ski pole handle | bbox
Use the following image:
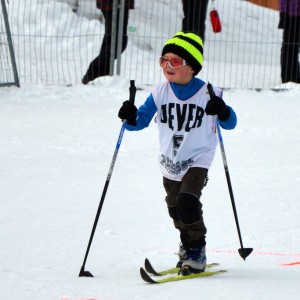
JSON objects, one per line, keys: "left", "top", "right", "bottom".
{"left": 126, "top": 79, "right": 137, "bottom": 126}
{"left": 129, "top": 80, "right": 136, "bottom": 104}
{"left": 207, "top": 82, "right": 215, "bottom": 99}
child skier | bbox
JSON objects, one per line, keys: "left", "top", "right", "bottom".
{"left": 118, "top": 31, "right": 237, "bottom": 275}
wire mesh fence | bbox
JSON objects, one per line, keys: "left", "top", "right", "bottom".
{"left": 0, "top": 0, "right": 19, "bottom": 87}
{"left": 0, "top": 16, "right": 14, "bottom": 85}
{"left": 4, "top": 0, "right": 286, "bottom": 89}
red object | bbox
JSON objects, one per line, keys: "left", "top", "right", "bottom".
{"left": 210, "top": 9, "right": 222, "bottom": 33}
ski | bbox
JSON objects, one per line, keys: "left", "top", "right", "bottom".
{"left": 144, "top": 258, "right": 220, "bottom": 276}
{"left": 140, "top": 267, "right": 226, "bottom": 284}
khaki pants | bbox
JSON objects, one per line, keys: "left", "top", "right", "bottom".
{"left": 163, "top": 167, "right": 208, "bottom": 249}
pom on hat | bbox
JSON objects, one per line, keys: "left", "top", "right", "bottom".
{"left": 161, "top": 31, "right": 204, "bottom": 75}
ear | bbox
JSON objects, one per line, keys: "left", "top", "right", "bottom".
{"left": 188, "top": 65, "right": 195, "bottom": 75}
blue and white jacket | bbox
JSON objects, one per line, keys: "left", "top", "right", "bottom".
{"left": 125, "top": 78, "right": 237, "bottom": 132}
{"left": 125, "top": 77, "right": 237, "bottom": 180}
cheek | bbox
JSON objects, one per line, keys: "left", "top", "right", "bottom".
{"left": 176, "top": 67, "right": 192, "bottom": 77}
{"left": 176, "top": 68, "right": 186, "bottom": 76}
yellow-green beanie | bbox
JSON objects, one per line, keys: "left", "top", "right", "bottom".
{"left": 161, "top": 31, "right": 204, "bottom": 75}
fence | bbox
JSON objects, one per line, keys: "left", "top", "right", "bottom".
{"left": 4, "top": 0, "right": 285, "bottom": 89}
{"left": 0, "top": 0, "right": 19, "bottom": 87}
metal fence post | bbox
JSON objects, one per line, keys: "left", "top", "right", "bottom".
{"left": 116, "top": 0, "right": 125, "bottom": 75}
{"left": 109, "top": 0, "right": 119, "bottom": 76}
{"left": 1, "top": 0, "right": 20, "bottom": 87}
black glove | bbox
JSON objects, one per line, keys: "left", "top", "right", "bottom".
{"left": 205, "top": 96, "right": 230, "bottom": 121}
{"left": 118, "top": 100, "right": 137, "bottom": 126}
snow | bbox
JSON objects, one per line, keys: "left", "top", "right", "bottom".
{"left": 1, "top": 1, "right": 300, "bottom": 299}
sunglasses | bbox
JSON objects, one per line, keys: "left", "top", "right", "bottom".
{"left": 159, "top": 56, "right": 188, "bottom": 69}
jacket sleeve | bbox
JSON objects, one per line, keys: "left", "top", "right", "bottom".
{"left": 125, "top": 93, "right": 157, "bottom": 131}
{"left": 218, "top": 106, "right": 237, "bottom": 130}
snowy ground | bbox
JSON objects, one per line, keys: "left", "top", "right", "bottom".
{"left": 1, "top": 77, "right": 300, "bottom": 300}
{"left": 1, "top": 0, "right": 300, "bottom": 299}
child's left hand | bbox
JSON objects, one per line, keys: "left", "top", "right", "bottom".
{"left": 205, "top": 96, "right": 230, "bottom": 121}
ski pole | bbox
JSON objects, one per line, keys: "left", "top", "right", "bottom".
{"left": 79, "top": 80, "right": 137, "bottom": 277}
{"left": 207, "top": 83, "right": 253, "bottom": 260}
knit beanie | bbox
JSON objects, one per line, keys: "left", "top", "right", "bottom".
{"left": 161, "top": 31, "right": 204, "bottom": 75}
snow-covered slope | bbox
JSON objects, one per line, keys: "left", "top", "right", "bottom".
{"left": 1, "top": 1, "right": 300, "bottom": 299}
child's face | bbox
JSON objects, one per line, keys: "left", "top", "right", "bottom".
{"left": 160, "top": 52, "right": 194, "bottom": 84}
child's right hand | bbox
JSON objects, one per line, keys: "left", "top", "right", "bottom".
{"left": 118, "top": 100, "right": 137, "bottom": 126}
